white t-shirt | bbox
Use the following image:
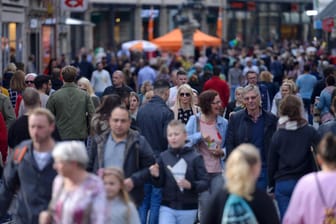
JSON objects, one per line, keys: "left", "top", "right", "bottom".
{"left": 33, "top": 151, "right": 52, "bottom": 170}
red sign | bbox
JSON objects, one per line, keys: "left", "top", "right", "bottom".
{"left": 61, "top": 0, "right": 87, "bottom": 12}
{"left": 323, "top": 18, "right": 334, "bottom": 32}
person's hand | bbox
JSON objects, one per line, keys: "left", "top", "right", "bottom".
{"left": 203, "top": 135, "right": 212, "bottom": 143}
{"left": 124, "top": 178, "right": 134, "bottom": 192}
{"left": 149, "top": 163, "right": 160, "bottom": 177}
{"left": 177, "top": 179, "right": 191, "bottom": 190}
{"left": 211, "top": 145, "right": 225, "bottom": 157}
{"left": 39, "top": 211, "right": 52, "bottom": 224}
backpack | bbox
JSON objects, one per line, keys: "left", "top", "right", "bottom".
{"left": 221, "top": 194, "right": 258, "bottom": 224}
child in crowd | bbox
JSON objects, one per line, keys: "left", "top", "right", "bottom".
{"left": 149, "top": 120, "right": 208, "bottom": 224}
{"left": 101, "top": 167, "right": 140, "bottom": 224}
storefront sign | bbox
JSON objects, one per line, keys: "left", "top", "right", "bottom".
{"left": 322, "top": 17, "right": 334, "bottom": 32}
{"left": 61, "top": 0, "right": 88, "bottom": 12}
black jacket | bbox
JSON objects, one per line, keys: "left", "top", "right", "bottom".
{"left": 136, "top": 96, "right": 174, "bottom": 156}
{"left": 88, "top": 129, "right": 155, "bottom": 205}
{"left": 202, "top": 188, "right": 279, "bottom": 224}
{"left": 0, "top": 140, "right": 57, "bottom": 224}
{"left": 267, "top": 124, "right": 320, "bottom": 188}
{"left": 152, "top": 146, "right": 208, "bottom": 210}
{"left": 225, "top": 109, "right": 278, "bottom": 159}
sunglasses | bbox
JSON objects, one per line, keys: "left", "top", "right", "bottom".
{"left": 25, "top": 80, "right": 34, "bottom": 84}
{"left": 179, "top": 92, "right": 191, "bottom": 97}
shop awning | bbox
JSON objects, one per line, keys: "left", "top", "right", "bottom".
{"left": 43, "top": 18, "right": 95, "bottom": 26}
{"left": 65, "top": 18, "right": 95, "bottom": 26}
{"left": 316, "top": 1, "right": 336, "bottom": 20}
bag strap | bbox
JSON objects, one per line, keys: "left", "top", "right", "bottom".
{"left": 311, "top": 146, "right": 320, "bottom": 171}
{"left": 315, "top": 173, "right": 336, "bottom": 209}
{"left": 13, "top": 146, "right": 28, "bottom": 164}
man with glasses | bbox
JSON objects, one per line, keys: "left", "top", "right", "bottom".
{"left": 246, "top": 70, "right": 271, "bottom": 112}
{"left": 225, "top": 84, "right": 277, "bottom": 190}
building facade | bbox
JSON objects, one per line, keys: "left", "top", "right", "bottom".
{"left": 89, "top": 0, "right": 314, "bottom": 52}
{"left": 0, "top": 0, "right": 318, "bottom": 74}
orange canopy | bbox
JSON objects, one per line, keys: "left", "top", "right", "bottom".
{"left": 151, "top": 28, "right": 221, "bottom": 51}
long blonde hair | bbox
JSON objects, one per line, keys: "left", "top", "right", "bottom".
{"left": 225, "top": 144, "right": 261, "bottom": 201}
{"left": 77, "top": 77, "right": 95, "bottom": 97}
{"left": 171, "top": 84, "right": 199, "bottom": 119}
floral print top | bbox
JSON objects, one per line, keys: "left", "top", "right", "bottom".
{"left": 50, "top": 174, "right": 106, "bottom": 224}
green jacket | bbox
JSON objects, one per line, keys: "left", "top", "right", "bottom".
{"left": 0, "top": 93, "right": 15, "bottom": 129}
{"left": 46, "top": 83, "right": 95, "bottom": 140}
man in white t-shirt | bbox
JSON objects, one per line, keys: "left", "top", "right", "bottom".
{"left": 168, "top": 70, "right": 189, "bottom": 107}
{"left": 91, "top": 62, "right": 112, "bottom": 97}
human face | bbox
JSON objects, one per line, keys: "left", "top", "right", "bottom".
{"left": 179, "top": 89, "right": 191, "bottom": 104}
{"left": 247, "top": 73, "right": 258, "bottom": 85}
{"left": 167, "top": 126, "right": 187, "bottom": 149}
{"left": 104, "top": 175, "right": 121, "bottom": 200}
{"left": 281, "top": 85, "right": 290, "bottom": 97}
{"left": 177, "top": 75, "right": 188, "bottom": 86}
{"left": 210, "top": 95, "right": 222, "bottom": 115}
{"left": 78, "top": 82, "right": 87, "bottom": 91}
{"left": 28, "top": 114, "right": 54, "bottom": 144}
{"left": 109, "top": 108, "right": 131, "bottom": 139}
{"left": 129, "top": 96, "right": 139, "bottom": 111}
{"left": 251, "top": 161, "right": 261, "bottom": 181}
{"left": 25, "top": 77, "right": 35, "bottom": 88}
{"left": 235, "top": 90, "right": 244, "bottom": 103}
{"left": 113, "top": 72, "right": 123, "bottom": 87}
{"left": 243, "top": 91, "right": 260, "bottom": 112}
{"left": 53, "top": 159, "right": 74, "bottom": 177}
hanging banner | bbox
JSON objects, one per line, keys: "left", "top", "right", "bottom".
{"left": 61, "top": 0, "right": 88, "bottom": 12}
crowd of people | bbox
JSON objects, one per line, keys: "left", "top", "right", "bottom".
{"left": 0, "top": 40, "right": 336, "bottom": 224}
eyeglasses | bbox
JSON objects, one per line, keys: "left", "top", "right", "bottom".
{"left": 244, "top": 95, "right": 258, "bottom": 101}
{"left": 25, "top": 80, "right": 34, "bottom": 84}
{"left": 211, "top": 101, "right": 222, "bottom": 105}
{"left": 179, "top": 92, "right": 191, "bottom": 97}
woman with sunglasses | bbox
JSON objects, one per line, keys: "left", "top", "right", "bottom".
{"left": 186, "top": 89, "right": 228, "bottom": 221}
{"left": 171, "top": 84, "right": 199, "bottom": 124}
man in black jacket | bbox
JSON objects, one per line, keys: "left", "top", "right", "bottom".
{"left": 225, "top": 84, "right": 277, "bottom": 190}
{"left": 0, "top": 108, "right": 57, "bottom": 224}
{"left": 88, "top": 105, "right": 155, "bottom": 206}
{"left": 136, "top": 79, "right": 174, "bottom": 224}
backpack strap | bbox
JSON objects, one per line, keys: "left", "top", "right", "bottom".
{"left": 13, "top": 146, "right": 28, "bottom": 164}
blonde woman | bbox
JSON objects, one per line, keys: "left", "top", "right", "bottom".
{"left": 77, "top": 77, "right": 100, "bottom": 108}
{"left": 139, "top": 81, "right": 153, "bottom": 105}
{"left": 202, "top": 144, "right": 279, "bottom": 224}
{"left": 171, "top": 84, "right": 199, "bottom": 124}
{"left": 271, "top": 80, "right": 297, "bottom": 116}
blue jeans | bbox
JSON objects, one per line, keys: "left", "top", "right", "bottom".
{"left": 275, "top": 179, "right": 298, "bottom": 220}
{"left": 159, "top": 206, "right": 197, "bottom": 224}
{"left": 303, "top": 98, "right": 313, "bottom": 124}
{"left": 139, "top": 184, "right": 162, "bottom": 224}
{"left": 256, "top": 166, "right": 268, "bottom": 190}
